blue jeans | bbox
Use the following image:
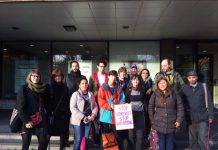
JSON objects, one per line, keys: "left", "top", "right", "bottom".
{"left": 157, "top": 132, "right": 174, "bottom": 150}
{"left": 74, "top": 122, "right": 91, "bottom": 150}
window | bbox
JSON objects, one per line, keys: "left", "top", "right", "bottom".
{"left": 109, "top": 41, "right": 160, "bottom": 79}
{"left": 2, "top": 42, "right": 51, "bottom": 98}
{"left": 52, "top": 42, "right": 108, "bottom": 79}
{"left": 175, "top": 42, "right": 195, "bottom": 81}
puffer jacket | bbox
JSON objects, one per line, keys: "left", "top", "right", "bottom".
{"left": 148, "top": 90, "right": 184, "bottom": 134}
{"left": 98, "top": 83, "right": 125, "bottom": 124}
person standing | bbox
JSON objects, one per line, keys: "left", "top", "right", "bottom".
{"left": 154, "top": 59, "right": 184, "bottom": 92}
{"left": 47, "top": 68, "right": 70, "bottom": 150}
{"left": 70, "top": 77, "right": 98, "bottom": 150}
{"left": 125, "top": 75, "right": 146, "bottom": 150}
{"left": 17, "top": 69, "right": 49, "bottom": 150}
{"left": 89, "top": 59, "right": 108, "bottom": 97}
{"left": 65, "top": 60, "right": 86, "bottom": 96}
{"left": 98, "top": 70, "right": 126, "bottom": 150}
{"left": 149, "top": 77, "right": 184, "bottom": 150}
{"left": 89, "top": 59, "right": 108, "bottom": 145}
{"left": 180, "top": 70, "right": 214, "bottom": 150}
{"left": 117, "top": 66, "right": 129, "bottom": 92}
{"left": 65, "top": 60, "right": 86, "bottom": 146}
{"left": 139, "top": 68, "right": 153, "bottom": 146}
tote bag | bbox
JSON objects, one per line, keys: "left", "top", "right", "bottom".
{"left": 9, "top": 108, "right": 22, "bottom": 133}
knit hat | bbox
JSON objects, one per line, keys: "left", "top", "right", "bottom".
{"left": 187, "top": 70, "right": 198, "bottom": 77}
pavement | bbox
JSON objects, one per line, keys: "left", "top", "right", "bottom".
{"left": 0, "top": 109, "right": 218, "bottom": 150}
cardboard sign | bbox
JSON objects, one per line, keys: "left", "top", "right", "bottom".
{"left": 114, "top": 104, "right": 134, "bottom": 130}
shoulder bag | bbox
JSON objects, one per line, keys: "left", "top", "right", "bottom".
{"left": 9, "top": 108, "right": 22, "bottom": 133}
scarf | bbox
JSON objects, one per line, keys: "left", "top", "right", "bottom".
{"left": 165, "top": 71, "right": 173, "bottom": 85}
{"left": 26, "top": 80, "right": 46, "bottom": 93}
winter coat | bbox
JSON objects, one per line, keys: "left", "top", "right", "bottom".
{"left": 140, "top": 77, "right": 153, "bottom": 107}
{"left": 89, "top": 72, "right": 108, "bottom": 97}
{"left": 125, "top": 87, "right": 146, "bottom": 109}
{"left": 47, "top": 82, "right": 70, "bottom": 136}
{"left": 180, "top": 82, "right": 214, "bottom": 123}
{"left": 154, "top": 70, "right": 184, "bottom": 92}
{"left": 70, "top": 90, "right": 98, "bottom": 126}
{"left": 98, "top": 83, "right": 125, "bottom": 124}
{"left": 17, "top": 84, "right": 50, "bottom": 134}
{"left": 65, "top": 70, "right": 85, "bottom": 96}
{"left": 148, "top": 90, "right": 184, "bottom": 134}
{"left": 117, "top": 77, "right": 129, "bottom": 92}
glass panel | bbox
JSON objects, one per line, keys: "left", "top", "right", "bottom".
{"left": 109, "top": 41, "right": 160, "bottom": 79}
{"left": 175, "top": 43, "right": 194, "bottom": 82}
{"left": 2, "top": 42, "right": 51, "bottom": 98}
{"left": 52, "top": 42, "right": 108, "bottom": 79}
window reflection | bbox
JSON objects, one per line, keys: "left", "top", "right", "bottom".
{"left": 2, "top": 42, "right": 51, "bottom": 98}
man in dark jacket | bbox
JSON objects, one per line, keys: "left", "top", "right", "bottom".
{"left": 154, "top": 59, "right": 184, "bottom": 92}
{"left": 180, "top": 70, "right": 214, "bottom": 150}
{"left": 64, "top": 60, "right": 85, "bottom": 146}
{"left": 65, "top": 60, "right": 86, "bottom": 96}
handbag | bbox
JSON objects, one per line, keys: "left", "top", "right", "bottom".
{"left": 9, "top": 108, "right": 22, "bottom": 133}
{"left": 101, "top": 123, "right": 118, "bottom": 150}
{"left": 102, "top": 132, "right": 119, "bottom": 150}
{"left": 150, "top": 128, "right": 159, "bottom": 150}
{"left": 99, "top": 108, "right": 112, "bottom": 124}
{"left": 49, "top": 92, "right": 65, "bottom": 126}
{"left": 80, "top": 136, "right": 86, "bottom": 150}
{"left": 31, "top": 112, "right": 42, "bottom": 126}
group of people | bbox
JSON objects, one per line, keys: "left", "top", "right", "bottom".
{"left": 16, "top": 58, "right": 214, "bottom": 150}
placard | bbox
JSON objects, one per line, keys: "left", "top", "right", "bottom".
{"left": 114, "top": 104, "right": 134, "bottom": 130}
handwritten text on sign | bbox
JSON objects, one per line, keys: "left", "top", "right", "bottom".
{"left": 114, "top": 104, "right": 134, "bottom": 130}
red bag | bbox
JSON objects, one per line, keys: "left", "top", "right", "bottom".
{"left": 80, "top": 136, "right": 86, "bottom": 150}
{"left": 150, "top": 128, "right": 159, "bottom": 150}
{"left": 31, "top": 112, "right": 42, "bottom": 126}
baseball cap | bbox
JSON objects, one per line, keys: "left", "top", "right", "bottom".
{"left": 131, "top": 64, "right": 137, "bottom": 68}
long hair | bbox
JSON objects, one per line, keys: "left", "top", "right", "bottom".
{"left": 139, "top": 68, "right": 150, "bottom": 77}
{"left": 155, "top": 76, "right": 171, "bottom": 106}
{"left": 26, "top": 69, "right": 42, "bottom": 84}
{"left": 128, "top": 75, "right": 141, "bottom": 91}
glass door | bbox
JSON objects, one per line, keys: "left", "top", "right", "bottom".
{"left": 197, "top": 55, "right": 213, "bottom": 92}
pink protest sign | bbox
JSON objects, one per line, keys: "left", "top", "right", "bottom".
{"left": 114, "top": 104, "right": 134, "bottom": 130}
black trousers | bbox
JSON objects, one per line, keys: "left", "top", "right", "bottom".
{"left": 21, "top": 133, "right": 47, "bottom": 150}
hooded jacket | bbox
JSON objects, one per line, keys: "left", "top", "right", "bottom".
{"left": 98, "top": 82, "right": 125, "bottom": 124}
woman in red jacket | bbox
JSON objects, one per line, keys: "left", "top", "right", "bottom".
{"left": 98, "top": 70, "right": 125, "bottom": 150}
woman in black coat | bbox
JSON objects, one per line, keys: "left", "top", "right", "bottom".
{"left": 139, "top": 68, "right": 153, "bottom": 145}
{"left": 125, "top": 75, "right": 146, "bottom": 150}
{"left": 17, "top": 69, "right": 49, "bottom": 150}
{"left": 148, "top": 77, "right": 184, "bottom": 150}
{"left": 47, "top": 68, "right": 71, "bottom": 150}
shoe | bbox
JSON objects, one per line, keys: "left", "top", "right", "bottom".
{"left": 64, "top": 141, "right": 70, "bottom": 147}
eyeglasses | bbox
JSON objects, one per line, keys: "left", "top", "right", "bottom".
{"left": 55, "top": 75, "right": 62, "bottom": 77}
{"left": 31, "top": 75, "right": 40, "bottom": 78}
